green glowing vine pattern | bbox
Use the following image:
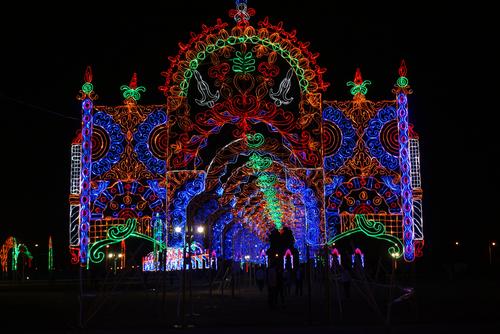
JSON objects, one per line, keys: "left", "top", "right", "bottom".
{"left": 246, "top": 152, "right": 272, "bottom": 171}
{"left": 12, "top": 242, "right": 32, "bottom": 271}
{"left": 245, "top": 149, "right": 284, "bottom": 230}
{"left": 88, "top": 218, "right": 165, "bottom": 264}
{"left": 179, "top": 35, "right": 311, "bottom": 96}
{"left": 346, "top": 79, "right": 372, "bottom": 96}
{"left": 328, "top": 214, "right": 403, "bottom": 258}
{"left": 258, "top": 173, "right": 283, "bottom": 230}
{"left": 120, "top": 85, "right": 146, "bottom": 101}
{"left": 246, "top": 133, "right": 265, "bottom": 149}
{"left": 232, "top": 51, "right": 256, "bottom": 73}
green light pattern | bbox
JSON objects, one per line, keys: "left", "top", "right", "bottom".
{"left": 244, "top": 153, "right": 285, "bottom": 230}
{"left": 82, "top": 82, "right": 94, "bottom": 95}
{"left": 328, "top": 214, "right": 403, "bottom": 258}
{"left": 48, "top": 239, "right": 54, "bottom": 271}
{"left": 88, "top": 218, "right": 166, "bottom": 264}
{"left": 256, "top": 172, "right": 277, "bottom": 188}
{"left": 178, "top": 35, "right": 310, "bottom": 96}
{"left": 260, "top": 175, "right": 283, "bottom": 230}
{"left": 346, "top": 80, "right": 372, "bottom": 96}
{"left": 397, "top": 76, "right": 409, "bottom": 88}
{"left": 12, "top": 240, "right": 19, "bottom": 271}
{"left": 120, "top": 85, "right": 146, "bottom": 101}
{"left": 246, "top": 153, "right": 272, "bottom": 171}
{"left": 48, "top": 248, "right": 54, "bottom": 271}
{"left": 232, "top": 51, "right": 256, "bottom": 74}
{"left": 246, "top": 132, "right": 264, "bottom": 149}
{"left": 152, "top": 214, "right": 163, "bottom": 269}
{"left": 11, "top": 240, "right": 33, "bottom": 271}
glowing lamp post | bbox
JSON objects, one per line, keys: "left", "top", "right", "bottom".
{"left": 391, "top": 251, "right": 400, "bottom": 270}
{"left": 489, "top": 241, "right": 496, "bottom": 265}
{"left": 182, "top": 224, "right": 206, "bottom": 323}
{"left": 108, "top": 253, "right": 122, "bottom": 275}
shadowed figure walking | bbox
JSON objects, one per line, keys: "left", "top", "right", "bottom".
{"left": 340, "top": 265, "right": 352, "bottom": 299}
{"left": 295, "top": 266, "right": 303, "bottom": 296}
{"left": 256, "top": 265, "right": 265, "bottom": 292}
{"left": 267, "top": 265, "right": 277, "bottom": 309}
{"left": 283, "top": 269, "right": 291, "bottom": 296}
{"left": 275, "top": 266, "right": 285, "bottom": 308}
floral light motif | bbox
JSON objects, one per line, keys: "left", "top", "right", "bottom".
{"left": 347, "top": 68, "right": 371, "bottom": 96}
{"left": 120, "top": 73, "right": 146, "bottom": 101}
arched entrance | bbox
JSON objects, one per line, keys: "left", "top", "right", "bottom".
{"left": 163, "top": 5, "right": 327, "bottom": 263}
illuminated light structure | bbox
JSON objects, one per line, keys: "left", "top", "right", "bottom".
{"left": 394, "top": 61, "right": 414, "bottom": 261}
{"left": 143, "top": 242, "right": 214, "bottom": 271}
{"left": 210, "top": 250, "right": 218, "bottom": 270}
{"left": 324, "top": 63, "right": 423, "bottom": 262}
{"left": 283, "top": 249, "right": 293, "bottom": 269}
{"left": 142, "top": 252, "right": 158, "bottom": 272}
{"left": 259, "top": 249, "right": 268, "bottom": 267}
{"left": 161, "top": 0, "right": 328, "bottom": 265}
{"left": 76, "top": 66, "right": 94, "bottom": 265}
{"left": 70, "top": 68, "right": 168, "bottom": 268}
{"left": 0, "top": 237, "right": 33, "bottom": 273}
{"left": 405, "top": 64, "right": 424, "bottom": 257}
{"left": 69, "top": 1, "right": 424, "bottom": 268}
{"left": 351, "top": 248, "right": 365, "bottom": 268}
{"left": 69, "top": 132, "right": 81, "bottom": 264}
{"left": 48, "top": 236, "right": 54, "bottom": 271}
{"left": 329, "top": 248, "right": 341, "bottom": 267}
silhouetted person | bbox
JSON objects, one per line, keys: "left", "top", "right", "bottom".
{"left": 340, "top": 265, "right": 351, "bottom": 299}
{"left": 295, "top": 267, "right": 303, "bottom": 296}
{"left": 267, "top": 265, "right": 277, "bottom": 309}
{"left": 275, "top": 267, "right": 285, "bottom": 307}
{"left": 283, "top": 269, "right": 291, "bottom": 296}
{"left": 256, "top": 265, "right": 265, "bottom": 292}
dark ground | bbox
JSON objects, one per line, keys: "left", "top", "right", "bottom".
{"left": 1, "top": 260, "right": 499, "bottom": 334}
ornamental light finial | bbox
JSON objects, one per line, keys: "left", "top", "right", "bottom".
{"left": 347, "top": 67, "right": 371, "bottom": 97}
{"left": 354, "top": 68, "right": 363, "bottom": 85}
{"left": 230, "top": 0, "right": 255, "bottom": 24}
{"left": 120, "top": 72, "right": 146, "bottom": 102}
{"left": 77, "top": 65, "right": 97, "bottom": 100}
{"left": 393, "top": 59, "right": 412, "bottom": 94}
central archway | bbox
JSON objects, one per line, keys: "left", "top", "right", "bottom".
{"left": 163, "top": 5, "right": 327, "bottom": 263}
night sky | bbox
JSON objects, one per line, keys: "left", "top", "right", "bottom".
{"left": 0, "top": 1, "right": 494, "bottom": 267}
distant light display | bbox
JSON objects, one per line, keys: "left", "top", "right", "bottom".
{"left": 352, "top": 248, "right": 365, "bottom": 268}
{"left": 1, "top": 237, "right": 33, "bottom": 273}
{"left": 48, "top": 236, "right": 54, "bottom": 271}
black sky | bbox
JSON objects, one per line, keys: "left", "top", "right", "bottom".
{"left": 0, "top": 1, "right": 495, "bottom": 267}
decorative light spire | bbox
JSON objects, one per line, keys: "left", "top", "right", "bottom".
{"left": 48, "top": 236, "right": 54, "bottom": 271}
{"left": 393, "top": 59, "right": 412, "bottom": 94}
{"left": 397, "top": 59, "right": 408, "bottom": 88}
{"left": 129, "top": 72, "right": 138, "bottom": 89}
{"left": 347, "top": 68, "right": 371, "bottom": 97}
{"left": 120, "top": 72, "right": 146, "bottom": 102}
{"left": 77, "top": 65, "right": 97, "bottom": 100}
{"left": 354, "top": 67, "right": 363, "bottom": 85}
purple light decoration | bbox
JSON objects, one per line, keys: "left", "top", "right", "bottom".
{"left": 398, "top": 91, "right": 414, "bottom": 261}
{"left": 80, "top": 98, "right": 93, "bottom": 264}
